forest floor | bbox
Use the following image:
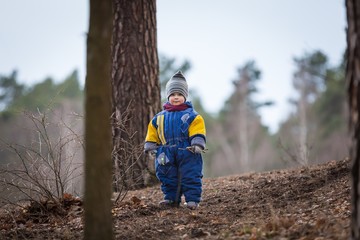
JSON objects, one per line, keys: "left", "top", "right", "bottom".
{"left": 0, "top": 158, "right": 351, "bottom": 239}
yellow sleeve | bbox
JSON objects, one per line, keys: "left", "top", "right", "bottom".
{"left": 188, "top": 115, "right": 206, "bottom": 138}
{"left": 145, "top": 120, "right": 161, "bottom": 144}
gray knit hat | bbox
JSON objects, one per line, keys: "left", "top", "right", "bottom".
{"left": 166, "top": 70, "right": 189, "bottom": 100}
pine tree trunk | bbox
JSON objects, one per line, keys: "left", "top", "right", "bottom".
{"left": 239, "top": 73, "right": 249, "bottom": 171}
{"left": 346, "top": 0, "right": 360, "bottom": 239}
{"left": 298, "top": 69, "right": 309, "bottom": 166}
{"left": 111, "top": 0, "right": 160, "bottom": 190}
{"left": 84, "top": 0, "right": 113, "bottom": 239}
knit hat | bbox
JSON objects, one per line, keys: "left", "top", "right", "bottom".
{"left": 165, "top": 70, "right": 189, "bottom": 100}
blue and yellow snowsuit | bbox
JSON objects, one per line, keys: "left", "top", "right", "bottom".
{"left": 145, "top": 101, "right": 206, "bottom": 203}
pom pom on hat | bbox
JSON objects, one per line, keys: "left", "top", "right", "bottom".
{"left": 165, "top": 70, "right": 189, "bottom": 100}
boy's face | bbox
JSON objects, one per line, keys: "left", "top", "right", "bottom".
{"left": 169, "top": 92, "right": 185, "bottom": 106}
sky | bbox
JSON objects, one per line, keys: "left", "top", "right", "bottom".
{"left": 0, "top": 1, "right": 346, "bottom": 133}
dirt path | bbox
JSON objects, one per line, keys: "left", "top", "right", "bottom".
{"left": 0, "top": 159, "right": 350, "bottom": 239}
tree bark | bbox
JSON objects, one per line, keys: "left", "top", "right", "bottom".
{"left": 111, "top": 0, "right": 160, "bottom": 190}
{"left": 346, "top": 0, "right": 360, "bottom": 239}
{"left": 84, "top": 0, "right": 113, "bottom": 239}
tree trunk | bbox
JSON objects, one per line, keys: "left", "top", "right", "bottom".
{"left": 239, "top": 72, "right": 249, "bottom": 171}
{"left": 111, "top": 0, "right": 160, "bottom": 190}
{"left": 298, "top": 68, "right": 309, "bottom": 166}
{"left": 84, "top": 0, "right": 113, "bottom": 239}
{"left": 346, "top": 1, "right": 360, "bottom": 239}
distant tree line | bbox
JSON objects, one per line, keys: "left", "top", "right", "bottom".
{"left": 0, "top": 70, "right": 83, "bottom": 118}
{"left": 0, "top": 49, "right": 348, "bottom": 180}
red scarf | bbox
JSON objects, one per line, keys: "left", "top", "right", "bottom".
{"left": 163, "top": 102, "right": 189, "bottom": 112}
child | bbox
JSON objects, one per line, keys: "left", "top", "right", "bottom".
{"left": 144, "top": 70, "right": 206, "bottom": 210}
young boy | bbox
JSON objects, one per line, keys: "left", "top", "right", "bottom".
{"left": 144, "top": 70, "right": 206, "bottom": 210}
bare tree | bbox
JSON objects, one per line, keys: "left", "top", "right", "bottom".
{"left": 111, "top": 0, "right": 161, "bottom": 190}
{"left": 84, "top": 0, "right": 113, "bottom": 239}
{"left": 346, "top": 0, "right": 360, "bottom": 239}
{"left": 0, "top": 109, "right": 83, "bottom": 207}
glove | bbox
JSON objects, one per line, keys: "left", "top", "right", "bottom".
{"left": 148, "top": 149, "right": 157, "bottom": 156}
{"left": 187, "top": 145, "right": 203, "bottom": 154}
{"left": 144, "top": 142, "right": 158, "bottom": 154}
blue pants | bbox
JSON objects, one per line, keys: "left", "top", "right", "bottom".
{"left": 155, "top": 144, "right": 203, "bottom": 203}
